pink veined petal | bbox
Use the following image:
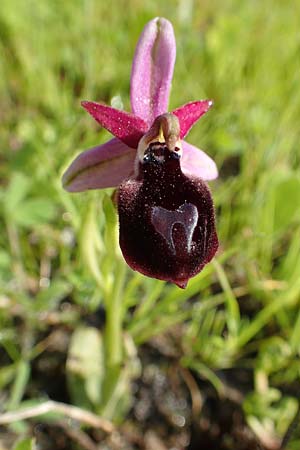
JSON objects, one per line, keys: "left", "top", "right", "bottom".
{"left": 181, "top": 141, "right": 218, "bottom": 181}
{"left": 130, "top": 17, "right": 176, "bottom": 126}
{"left": 62, "top": 138, "right": 136, "bottom": 192}
{"left": 172, "top": 100, "right": 213, "bottom": 139}
{"left": 81, "top": 101, "right": 148, "bottom": 148}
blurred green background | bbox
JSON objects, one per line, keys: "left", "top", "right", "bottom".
{"left": 1, "top": 0, "right": 300, "bottom": 449}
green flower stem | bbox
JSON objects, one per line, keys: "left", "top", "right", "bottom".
{"left": 100, "top": 259, "right": 127, "bottom": 415}
{"left": 105, "top": 260, "right": 126, "bottom": 368}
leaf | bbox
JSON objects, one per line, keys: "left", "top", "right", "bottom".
{"left": 4, "top": 173, "right": 31, "bottom": 216}
{"left": 34, "top": 279, "right": 72, "bottom": 312}
{"left": 257, "top": 337, "right": 291, "bottom": 374}
{"left": 12, "top": 198, "right": 57, "bottom": 227}
{"left": 67, "top": 327, "right": 104, "bottom": 406}
{"left": 0, "top": 364, "right": 16, "bottom": 390}
{"left": 273, "top": 175, "right": 300, "bottom": 232}
{"left": 8, "top": 360, "right": 31, "bottom": 410}
{"left": 0, "top": 249, "right": 11, "bottom": 270}
{"left": 13, "top": 438, "right": 36, "bottom": 450}
{"left": 258, "top": 171, "right": 300, "bottom": 235}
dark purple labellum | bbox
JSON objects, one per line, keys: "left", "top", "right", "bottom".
{"left": 151, "top": 202, "right": 198, "bottom": 255}
{"left": 117, "top": 142, "right": 218, "bottom": 288}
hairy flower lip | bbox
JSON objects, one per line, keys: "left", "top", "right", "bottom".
{"left": 118, "top": 153, "right": 218, "bottom": 288}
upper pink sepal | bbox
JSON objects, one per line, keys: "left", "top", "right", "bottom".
{"left": 130, "top": 17, "right": 176, "bottom": 125}
{"left": 81, "top": 101, "right": 148, "bottom": 148}
{"left": 62, "top": 138, "right": 135, "bottom": 192}
{"left": 172, "top": 100, "right": 213, "bottom": 139}
{"left": 181, "top": 141, "right": 218, "bottom": 181}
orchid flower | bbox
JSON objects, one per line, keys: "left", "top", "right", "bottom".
{"left": 62, "top": 17, "right": 218, "bottom": 288}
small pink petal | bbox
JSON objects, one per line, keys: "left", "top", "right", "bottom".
{"left": 82, "top": 101, "right": 148, "bottom": 148}
{"left": 181, "top": 141, "right": 218, "bottom": 181}
{"left": 62, "top": 138, "right": 136, "bottom": 192}
{"left": 172, "top": 100, "right": 213, "bottom": 139}
{"left": 130, "top": 17, "right": 176, "bottom": 125}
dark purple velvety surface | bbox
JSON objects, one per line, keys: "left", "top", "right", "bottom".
{"left": 118, "top": 144, "right": 218, "bottom": 288}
